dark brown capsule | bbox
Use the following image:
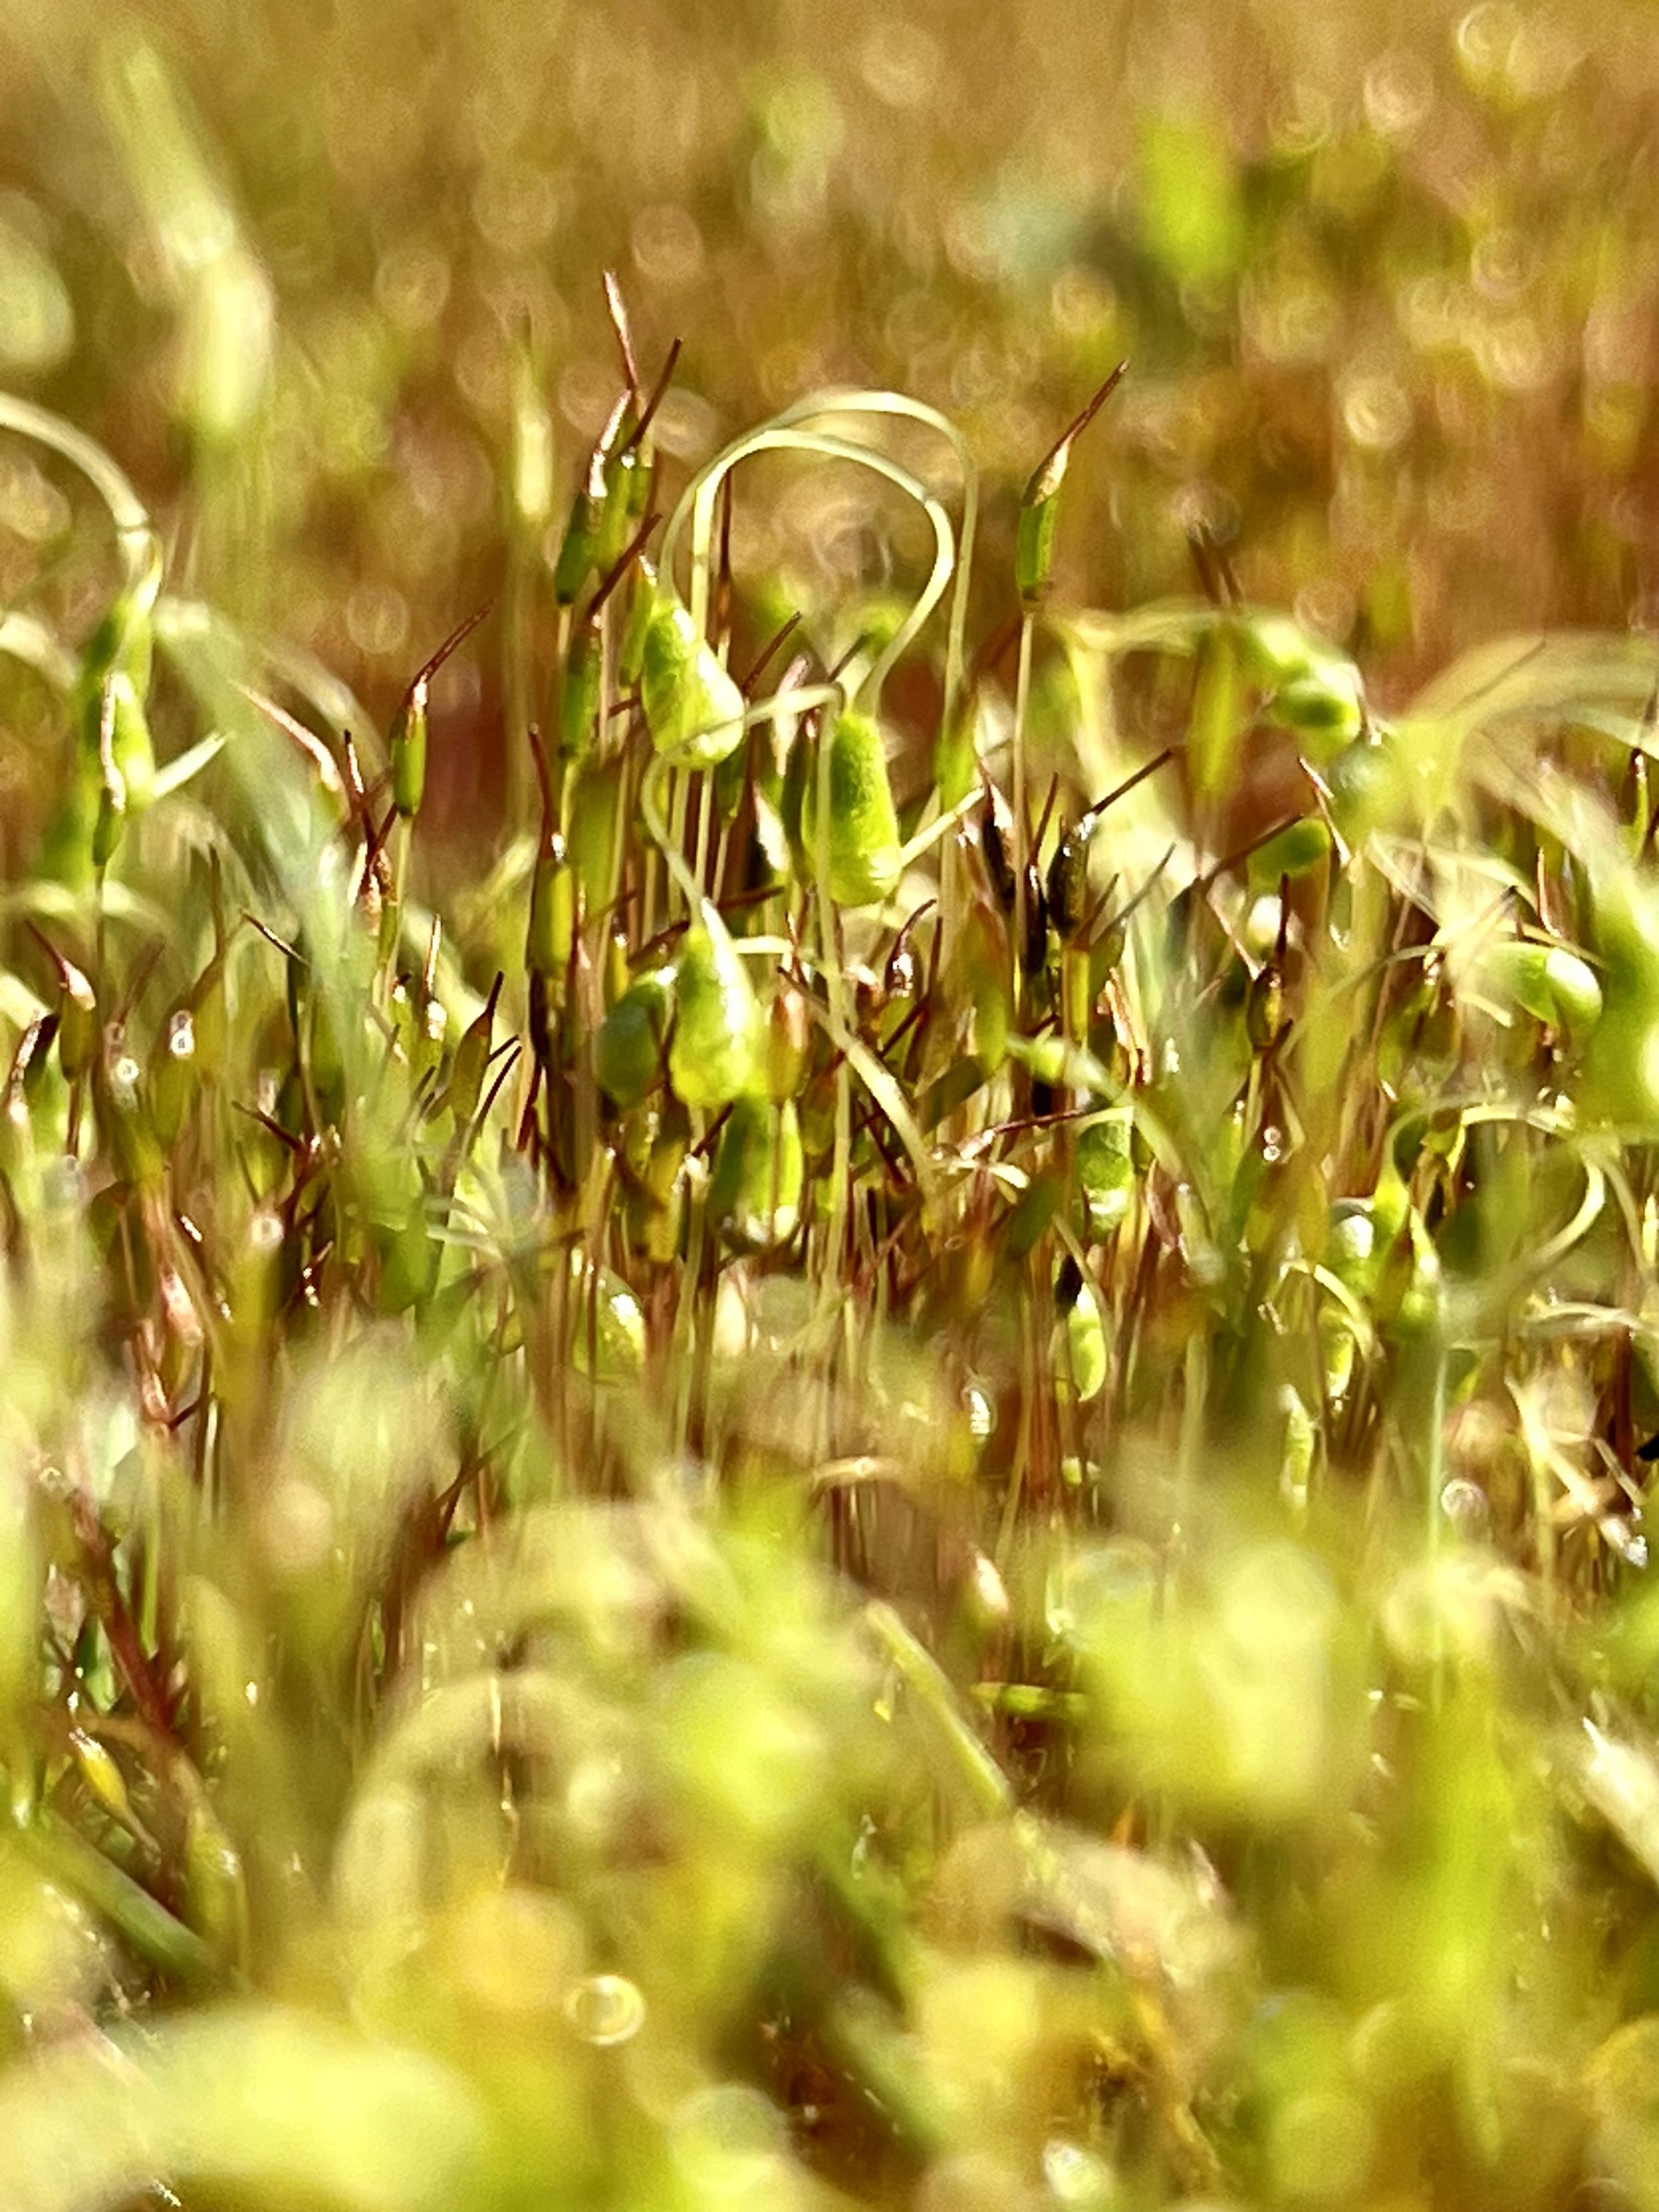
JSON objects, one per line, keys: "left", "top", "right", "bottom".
{"left": 979, "top": 777, "right": 1017, "bottom": 910}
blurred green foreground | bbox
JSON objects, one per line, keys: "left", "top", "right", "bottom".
{"left": 1, "top": 3, "right": 1659, "bottom": 2209}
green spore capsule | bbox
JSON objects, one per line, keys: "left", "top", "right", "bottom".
{"left": 979, "top": 777, "right": 1018, "bottom": 909}
{"left": 1055, "top": 1265, "right": 1108, "bottom": 1404}
{"left": 444, "top": 976, "right": 502, "bottom": 1124}
{"left": 387, "top": 687, "right": 427, "bottom": 819}
{"left": 1246, "top": 961, "right": 1286, "bottom": 1052}
{"left": 641, "top": 592, "right": 746, "bottom": 768}
{"left": 1046, "top": 813, "right": 1098, "bottom": 942}
{"left": 1265, "top": 661, "right": 1366, "bottom": 757}
{"left": 554, "top": 393, "right": 629, "bottom": 607}
{"left": 800, "top": 709, "right": 903, "bottom": 909}
{"left": 390, "top": 603, "right": 494, "bottom": 820}
{"left": 559, "top": 621, "right": 602, "bottom": 764}
{"left": 552, "top": 482, "right": 599, "bottom": 607}
{"left": 1247, "top": 815, "right": 1332, "bottom": 885}
{"left": 765, "top": 983, "right": 810, "bottom": 1102}
{"left": 104, "top": 665, "right": 155, "bottom": 808}
{"left": 671, "top": 907, "right": 761, "bottom": 1108}
{"left": 55, "top": 958, "right": 98, "bottom": 1082}
{"left": 1237, "top": 612, "right": 1332, "bottom": 687}
{"left": 595, "top": 438, "right": 644, "bottom": 572}
{"left": 1015, "top": 361, "right": 1128, "bottom": 603}
{"left": 1015, "top": 496, "right": 1060, "bottom": 607}
{"left": 1483, "top": 940, "right": 1603, "bottom": 1036}
{"left": 527, "top": 832, "right": 576, "bottom": 983}
{"left": 596, "top": 966, "right": 677, "bottom": 1109}
{"left": 710, "top": 1095, "right": 805, "bottom": 1249}
{"left": 619, "top": 557, "right": 657, "bottom": 689}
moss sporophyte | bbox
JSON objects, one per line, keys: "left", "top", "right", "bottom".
{"left": 0, "top": 350, "right": 1656, "bottom": 2211}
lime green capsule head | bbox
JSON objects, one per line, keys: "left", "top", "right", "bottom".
{"left": 527, "top": 831, "right": 577, "bottom": 983}
{"left": 627, "top": 1097, "right": 690, "bottom": 1264}
{"left": 710, "top": 1095, "right": 804, "bottom": 1250}
{"left": 1246, "top": 815, "right": 1332, "bottom": 888}
{"left": 641, "top": 593, "right": 746, "bottom": 768}
{"left": 1014, "top": 361, "right": 1127, "bottom": 603}
{"left": 1482, "top": 939, "right": 1602, "bottom": 1036}
{"left": 387, "top": 682, "right": 428, "bottom": 820}
{"left": 1014, "top": 494, "right": 1061, "bottom": 605}
{"left": 596, "top": 965, "right": 677, "bottom": 1109}
{"left": 619, "top": 557, "right": 657, "bottom": 690}
{"left": 104, "top": 665, "right": 155, "bottom": 809}
{"left": 1246, "top": 961, "right": 1286, "bottom": 1052}
{"left": 444, "top": 975, "right": 502, "bottom": 1124}
{"left": 1265, "top": 661, "right": 1366, "bottom": 760}
{"left": 559, "top": 621, "right": 602, "bottom": 764}
{"left": 799, "top": 709, "right": 903, "bottom": 909}
{"left": 764, "top": 981, "right": 810, "bottom": 1102}
{"left": 553, "top": 392, "right": 629, "bottom": 607}
{"left": 595, "top": 439, "right": 644, "bottom": 573}
{"left": 1046, "top": 810, "right": 1098, "bottom": 942}
{"left": 552, "top": 481, "right": 600, "bottom": 608}
{"left": 390, "top": 603, "right": 493, "bottom": 820}
{"left": 670, "top": 906, "right": 760, "bottom": 1108}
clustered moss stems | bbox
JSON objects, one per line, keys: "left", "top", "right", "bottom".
{"left": 5, "top": 327, "right": 1659, "bottom": 2206}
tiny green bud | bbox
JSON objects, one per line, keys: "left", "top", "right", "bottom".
{"left": 1054, "top": 1263, "right": 1108, "bottom": 1403}
{"left": 105, "top": 665, "right": 155, "bottom": 808}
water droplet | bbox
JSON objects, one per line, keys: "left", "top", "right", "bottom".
{"left": 564, "top": 1971, "right": 644, "bottom": 2047}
